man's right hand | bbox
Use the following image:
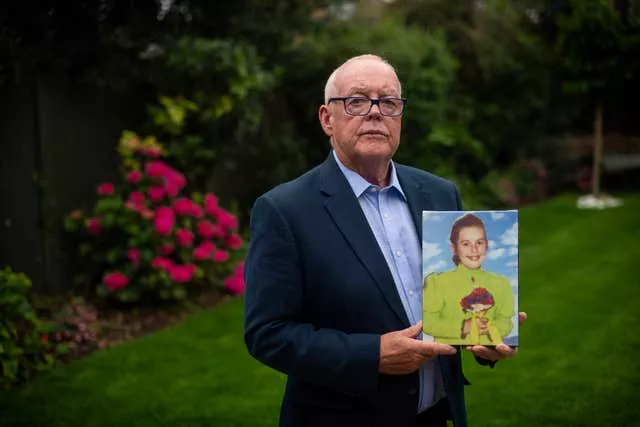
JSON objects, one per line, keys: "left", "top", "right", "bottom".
{"left": 379, "top": 321, "right": 457, "bottom": 375}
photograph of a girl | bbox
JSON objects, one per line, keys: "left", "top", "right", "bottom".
{"left": 422, "top": 211, "right": 518, "bottom": 347}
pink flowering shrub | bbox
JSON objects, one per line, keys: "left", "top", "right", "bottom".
{"left": 64, "top": 131, "right": 246, "bottom": 303}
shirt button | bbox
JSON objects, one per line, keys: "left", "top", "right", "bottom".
{"left": 383, "top": 213, "right": 389, "bottom": 219}
{"left": 409, "top": 290, "right": 414, "bottom": 296}
{"left": 396, "top": 250, "right": 402, "bottom": 257}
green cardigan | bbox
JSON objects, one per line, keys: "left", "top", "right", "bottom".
{"left": 422, "top": 264, "right": 515, "bottom": 345}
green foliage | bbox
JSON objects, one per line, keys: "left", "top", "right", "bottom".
{"left": 0, "top": 267, "right": 58, "bottom": 389}
{"left": 555, "top": 0, "right": 626, "bottom": 97}
{"left": 47, "top": 297, "right": 99, "bottom": 361}
{"left": 291, "top": 15, "right": 487, "bottom": 175}
{"left": 397, "top": 0, "right": 556, "bottom": 168}
{"left": 64, "top": 132, "right": 246, "bottom": 304}
{"left": 140, "top": 38, "right": 278, "bottom": 192}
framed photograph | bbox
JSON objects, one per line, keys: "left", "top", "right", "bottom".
{"left": 421, "top": 210, "right": 519, "bottom": 347}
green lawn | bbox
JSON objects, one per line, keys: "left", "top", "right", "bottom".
{"left": 2, "top": 194, "right": 639, "bottom": 427}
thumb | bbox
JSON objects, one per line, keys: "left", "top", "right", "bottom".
{"left": 399, "top": 321, "right": 423, "bottom": 338}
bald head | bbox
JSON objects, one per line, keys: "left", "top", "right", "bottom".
{"left": 323, "top": 55, "right": 402, "bottom": 104}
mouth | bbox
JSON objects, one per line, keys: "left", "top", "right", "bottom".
{"left": 359, "top": 130, "right": 387, "bottom": 137}
{"left": 466, "top": 256, "right": 481, "bottom": 261}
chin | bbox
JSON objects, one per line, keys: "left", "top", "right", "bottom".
{"left": 463, "top": 263, "right": 482, "bottom": 270}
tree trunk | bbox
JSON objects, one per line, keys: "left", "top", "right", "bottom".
{"left": 592, "top": 103, "right": 604, "bottom": 196}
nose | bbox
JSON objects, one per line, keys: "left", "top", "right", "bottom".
{"left": 470, "top": 244, "right": 479, "bottom": 254}
{"left": 367, "top": 102, "right": 383, "bottom": 118}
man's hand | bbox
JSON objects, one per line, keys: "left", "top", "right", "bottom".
{"left": 466, "top": 312, "right": 527, "bottom": 361}
{"left": 379, "top": 321, "right": 457, "bottom": 375}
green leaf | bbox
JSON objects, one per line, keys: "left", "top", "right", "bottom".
{"left": 96, "top": 285, "right": 108, "bottom": 298}
{"left": 79, "top": 243, "right": 92, "bottom": 256}
{"left": 172, "top": 287, "right": 186, "bottom": 300}
{"left": 56, "top": 343, "right": 69, "bottom": 355}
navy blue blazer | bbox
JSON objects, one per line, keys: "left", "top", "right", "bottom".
{"left": 244, "top": 153, "right": 471, "bottom": 427}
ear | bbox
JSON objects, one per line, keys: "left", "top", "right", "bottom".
{"left": 319, "top": 105, "right": 333, "bottom": 137}
{"left": 450, "top": 243, "right": 456, "bottom": 254}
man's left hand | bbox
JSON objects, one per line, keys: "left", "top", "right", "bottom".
{"left": 466, "top": 312, "right": 527, "bottom": 361}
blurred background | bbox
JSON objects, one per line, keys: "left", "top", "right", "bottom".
{"left": 0, "top": 1, "right": 639, "bottom": 426}
{"left": 1, "top": 0, "right": 639, "bottom": 294}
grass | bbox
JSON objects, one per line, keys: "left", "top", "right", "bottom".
{"left": 1, "top": 193, "right": 639, "bottom": 426}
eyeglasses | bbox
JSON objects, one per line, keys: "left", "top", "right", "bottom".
{"left": 328, "top": 96, "right": 407, "bottom": 117}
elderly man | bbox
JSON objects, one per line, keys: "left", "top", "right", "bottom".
{"left": 244, "top": 54, "right": 525, "bottom": 427}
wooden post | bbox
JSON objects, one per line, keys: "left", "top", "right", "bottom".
{"left": 592, "top": 103, "right": 604, "bottom": 196}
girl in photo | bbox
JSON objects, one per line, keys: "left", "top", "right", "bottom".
{"left": 422, "top": 213, "right": 515, "bottom": 346}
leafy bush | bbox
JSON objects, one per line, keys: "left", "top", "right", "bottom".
{"left": 0, "top": 267, "right": 58, "bottom": 388}
{"left": 47, "top": 297, "right": 100, "bottom": 361}
{"left": 64, "top": 132, "right": 246, "bottom": 304}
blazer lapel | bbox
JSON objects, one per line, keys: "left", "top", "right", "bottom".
{"left": 319, "top": 155, "right": 410, "bottom": 327}
{"left": 396, "top": 166, "right": 436, "bottom": 239}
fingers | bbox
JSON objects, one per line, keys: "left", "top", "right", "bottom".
{"left": 518, "top": 312, "right": 527, "bottom": 324}
{"left": 399, "top": 321, "right": 423, "bottom": 338}
{"left": 466, "top": 344, "right": 517, "bottom": 361}
{"left": 495, "top": 343, "right": 517, "bottom": 356}
{"left": 416, "top": 341, "right": 457, "bottom": 356}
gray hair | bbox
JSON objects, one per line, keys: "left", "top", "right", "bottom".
{"left": 323, "top": 54, "right": 402, "bottom": 104}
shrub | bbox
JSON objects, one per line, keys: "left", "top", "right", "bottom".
{"left": 0, "top": 267, "right": 58, "bottom": 388}
{"left": 64, "top": 132, "right": 246, "bottom": 304}
{"left": 47, "top": 297, "right": 100, "bottom": 362}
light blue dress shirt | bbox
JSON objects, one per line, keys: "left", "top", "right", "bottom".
{"left": 332, "top": 151, "right": 443, "bottom": 413}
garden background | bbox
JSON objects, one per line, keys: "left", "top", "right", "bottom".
{"left": 1, "top": 1, "right": 639, "bottom": 426}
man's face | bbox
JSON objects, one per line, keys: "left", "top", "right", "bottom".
{"left": 452, "top": 226, "right": 488, "bottom": 270}
{"left": 319, "top": 60, "right": 403, "bottom": 167}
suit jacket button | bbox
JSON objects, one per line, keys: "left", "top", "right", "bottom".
{"left": 408, "top": 388, "right": 417, "bottom": 396}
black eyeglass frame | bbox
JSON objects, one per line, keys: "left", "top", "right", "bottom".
{"left": 327, "top": 96, "right": 408, "bottom": 117}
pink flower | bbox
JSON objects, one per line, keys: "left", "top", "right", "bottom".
{"left": 148, "top": 185, "right": 165, "bottom": 202}
{"left": 212, "top": 249, "right": 229, "bottom": 263}
{"left": 223, "top": 276, "right": 244, "bottom": 295}
{"left": 191, "top": 204, "right": 203, "bottom": 218}
{"left": 168, "top": 264, "right": 195, "bottom": 283}
{"left": 127, "top": 248, "right": 141, "bottom": 264}
{"left": 193, "top": 241, "right": 216, "bottom": 260}
{"left": 225, "top": 234, "right": 243, "bottom": 250}
{"left": 176, "top": 229, "right": 194, "bottom": 247}
{"left": 97, "top": 183, "right": 115, "bottom": 196}
{"left": 151, "top": 256, "right": 173, "bottom": 271}
{"left": 196, "top": 220, "right": 215, "bottom": 239}
{"left": 164, "top": 171, "right": 186, "bottom": 198}
{"left": 211, "top": 224, "right": 226, "bottom": 239}
{"left": 216, "top": 209, "right": 238, "bottom": 230}
{"left": 130, "top": 191, "right": 145, "bottom": 203}
{"left": 204, "top": 194, "right": 219, "bottom": 216}
{"left": 154, "top": 207, "right": 175, "bottom": 236}
{"left": 126, "top": 170, "right": 143, "bottom": 184}
{"left": 145, "top": 160, "right": 172, "bottom": 178}
{"left": 86, "top": 218, "right": 101, "bottom": 234}
{"left": 234, "top": 261, "right": 244, "bottom": 277}
{"left": 141, "top": 209, "right": 155, "bottom": 220}
{"left": 104, "top": 272, "right": 129, "bottom": 291}
{"left": 125, "top": 201, "right": 138, "bottom": 211}
{"left": 173, "top": 198, "right": 198, "bottom": 216}
{"left": 159, "top": 243, "right": 174, "bottom": 255}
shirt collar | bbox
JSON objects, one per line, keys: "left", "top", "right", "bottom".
{"left": 332, "top": 150, "right": 406, "bottom": 200}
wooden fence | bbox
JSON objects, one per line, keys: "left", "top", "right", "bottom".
{"left": 0, "top": 75, "right": 141, "bottom": 293}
